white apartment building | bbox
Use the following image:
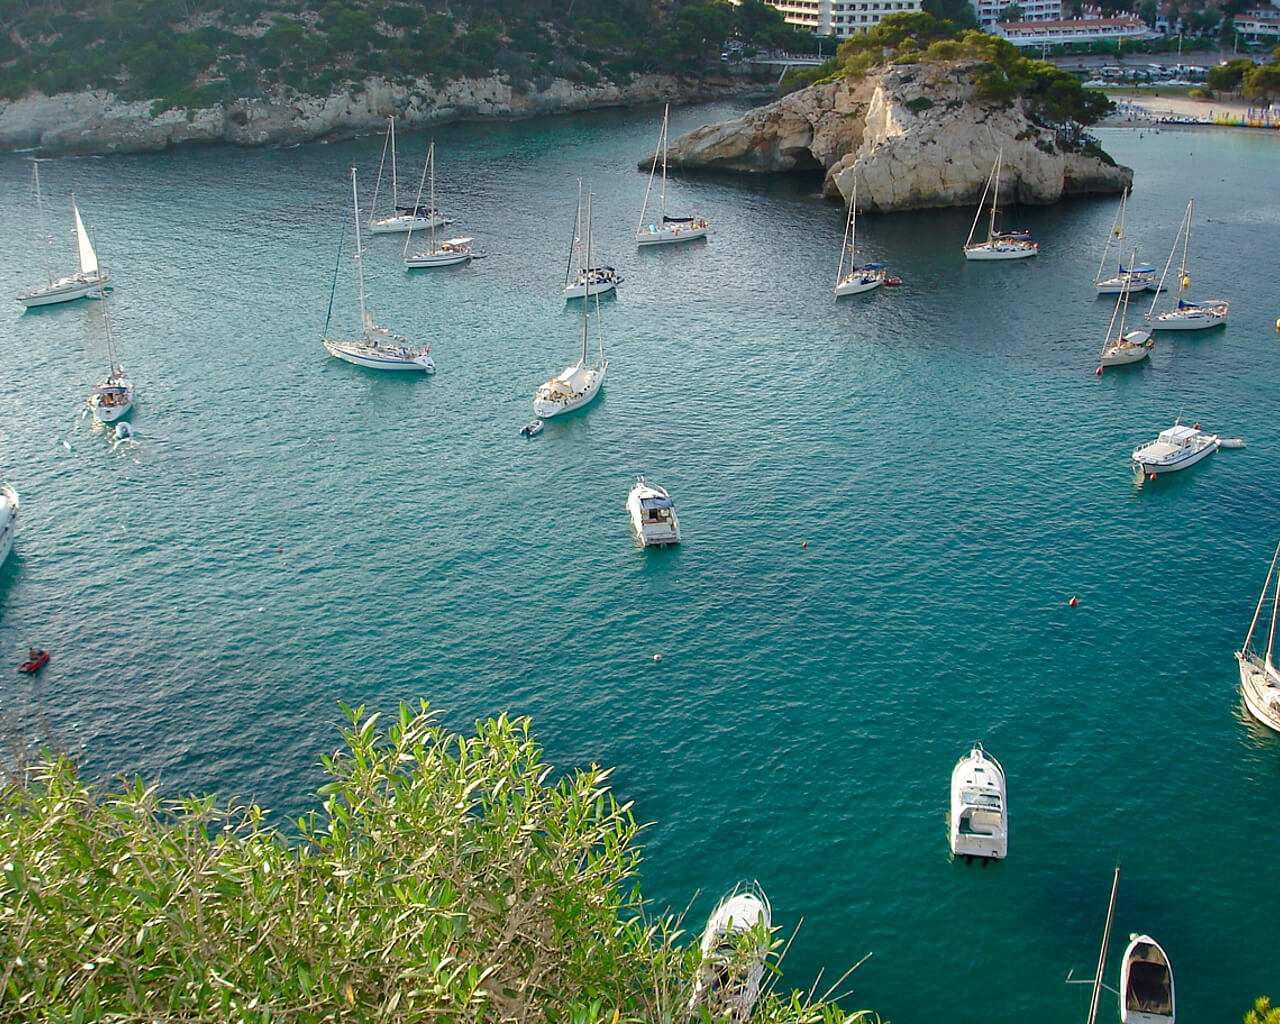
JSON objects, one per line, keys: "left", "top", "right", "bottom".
{"left": 760, "top": 0, "right": 925, "bottom": 38}
{"left": 972, "top": 0, "right": 1062, "bottom": 31}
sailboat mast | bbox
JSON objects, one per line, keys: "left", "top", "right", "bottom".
{"left": 1243, "top": 540, "right": 1280, "bottom": 656}
{"left": 33, "top": 164, "right": 53, "bottom": 287}
{"left": 566, "top": 177, "right": 583, "bottom": 286}
{"left": 583, "top": 190, "right": 593, "bottom": 363}
{"left": 988, "top": 150, "right": 1002, "bottom": 244}
{"left": 428, "top": 142, "right": 437, "bottom": 252}
{"left": 1178, "top": 198, "right": 1193, "bottom": 298}
{"left": 351, "top": 168, "right": 369, "bottom": 333}
{"left": 389, "top": 118, "right": 398, "bottom": 213}
{"left": 1266, "top": 544, "right": 1280, "bottom": 672}
{"left": 1086, "top": 866, "right": 1121, "bottom": 1024}
{"left": 837, "top": 181, "right": 855, "bottom": 282}
{"left": 659, "top": 104, "right": 669, "bottom": 222}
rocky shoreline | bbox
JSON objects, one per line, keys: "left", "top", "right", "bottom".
{"left": 0, "top": 72, "right": 769, "bottom": 157}
{"left": 663, "top": 62, "right": 1132, "bottom": 213}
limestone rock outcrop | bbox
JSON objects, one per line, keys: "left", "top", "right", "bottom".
{"left": 664, "top": 62, "right": 1131, "bottom": 212}
{"left": 0, "top": 73, "right": 727, "bottom": 156}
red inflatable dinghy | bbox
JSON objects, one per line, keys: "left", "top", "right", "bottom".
{"left": 18, "top": 649, "right": 49, "bottom": 674}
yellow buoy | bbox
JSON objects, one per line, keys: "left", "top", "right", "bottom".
{"left": 1181, "top": 275, "right": 1190, "bottom": 289}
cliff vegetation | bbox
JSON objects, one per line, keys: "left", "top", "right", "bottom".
{"left": 0, "top": 0, "right": 811, "bottom": 110}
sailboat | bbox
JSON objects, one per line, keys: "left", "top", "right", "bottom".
{"left": 1095, "top": 187, "right": 1156, "bottom": 295}
{"left": 0, "top": 482, "right": 18, "bottom": 568}
{"left": 535, "top": 189, "right": 608, "bottom": 417}
{"left": 1145, "top": 198, "right": 1228, "bottom": 330}
{"left": 635, "top": 104, "right": 709, "bottom": 247}
{"left": 1097, "top": 247, "right": 1154, "bottom": 368}
{"left": 1066, "top": 866, "right": 1121, "bottom": 1024}
{"left": 404, "top": 140, "right": 475, "bottom": 268}
{"left": 367, "top": 118, "right": 450, "bottom": 235}
{"left": 963, "top": 150, "right": 1038, "bottom": 260}
{"left": 17, "top": 173, "right": 111, "bottom": 308}
{"left": 834, "top": 177, "right": 886, "bottom": 297}
{"left": 87, "top": 281, "right": 133, "bottom": 424}
{"left": 1235, "top": 536, "right": 1280, "bottom": 733}
{"left": 323, "top": 167, "right": 435, "bottom": 372}
{"left": 564, "top": 178, "right": 621, "bottom": 299}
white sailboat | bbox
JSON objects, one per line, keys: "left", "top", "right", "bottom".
{"left": 0, "top": 482, "right": 18, "bottom": 567}
{"left": 963, "top": 150, "right": 1038, "bottom": 261}
{"left": 635, "top": 104, "right": 709, "bottom": 247}
{"left": 404, "top": 140, "right": 474, "bottom": 268}
{"left": 1235, "top": 537, "right": 1280, "bottom": 733}
{"left": 1066, "top": 867, "right": 1122, "bottom": 1024}
{"left": 17, "top": 174, "right": 111, "bottom": 308}
{"left": 87, "top": 284, "right": 133, "bottom": 424}
{"left": 1095, "top": 187, "right": 1156, "bottom": 295}
{"left": 688, "top": 881, "right": 771, "bottom": 1024}
{"left": 564, "top": 178, "right": 621, "bottom": 299}
{"left": 1145, "top": 198, "right": 1228, "bottom": 330}
{"left": 1098, "top": 247, "right": 1154, "bottom": 368}
{"left": 323, "top": 168, "right": 435, "bottom": 372}
{"left": 535, "top": 190, "right": 608, "bottom": 417}
{"left": 834, "top": 177, "right": 885, "bottom": 297}
{"left": 1120, "top": 934, "right": 1175, "bottom": 1024}
{"left": 367, "top": 118, "right": 450, "bottom": 235}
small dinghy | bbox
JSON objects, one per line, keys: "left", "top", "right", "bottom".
{"left": 18, "top": 648, "right": 49, "bottom": 674}
{"left": 519, "top": 419, "right": 544, "bottom": 437}
{"left": 689, "top": 881, "right": 771, "bottom": 1023}
{"left": 1120, "top": 933, "right": 1175, "bottom": 1024}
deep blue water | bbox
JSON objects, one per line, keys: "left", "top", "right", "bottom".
{"left": 1, "top": 105, "right": 1278, "bottom": 1023}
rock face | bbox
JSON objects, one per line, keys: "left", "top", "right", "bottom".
{"left": 0, "top": 73, "right": 740, "bottom": 156}
{"left": 664, "top": 62, "right": 1131, "bottom": 212}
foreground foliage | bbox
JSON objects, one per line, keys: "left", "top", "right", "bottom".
{"left": 0, "top": 702, "right": 876, "bottom": 1022}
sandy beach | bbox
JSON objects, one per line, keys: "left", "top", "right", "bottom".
{"left": 1105, "top": 90, "right": 1280, "bottom": 128}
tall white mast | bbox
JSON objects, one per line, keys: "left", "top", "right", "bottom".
{"left": 988, "top": 150, "right": 1002, "bottom": 244}
{"left": 33, "top": 164, "right": 53, "bottom": 287}
{"left": 351, "top": 167, "right": 368, "bottom": 336}
{"left": 659, "top": 104, "right": 669, "bottom": 222}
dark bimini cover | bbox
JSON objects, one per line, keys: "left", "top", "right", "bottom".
{"left": 640, "top": 495, "right": 674, "bottom": 510}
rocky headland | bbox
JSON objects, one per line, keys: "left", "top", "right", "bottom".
{"left": 663, "top": 62, "right": 1132, "bottom": 212}
{"left": 0, "top": 73, "right": 759, "bottom": 157}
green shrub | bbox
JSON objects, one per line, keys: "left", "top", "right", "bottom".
{"left": 905, "top": 95, "right": 934, "bottom": 110}
{"left": 0, "top": 702, "right": 880, "bottom": 1023}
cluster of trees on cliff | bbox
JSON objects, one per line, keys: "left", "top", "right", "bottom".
{"left": 0, "top": 0, "right": 809, "bottom": 106}
{"left": 784, "top": 13, "right": 1114, "bottom": 134}
{"left": 0, "top": 702, "right": 880, "bottom": 1021}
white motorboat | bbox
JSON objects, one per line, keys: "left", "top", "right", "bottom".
{"left": 1235, "top": 537, "right": 1280, "bottom": 734}
{"left": 535, "top": 190, "right": 607, "bottom": 418}
{"left": 1098, "top": 247, "right": 1154, "bottom": 368}
{"left": 404, "top": 141, "right": 474, "bottom": 268}
{"left": 949, "top": 743, "right": 1007, "bottom": 859}
{"left": 1120, "top": 934, "right": 1175, "bottom": 1024}
{"left": 689, "top": 881, "right": 771, "bottom": 1024}
{"left": 89, "top": 366, "right": 133, "bottom": 424}
{"left": 963, "top": 151, "right": 1037, "bottom": 261}
{"left": 636, "top": 105, "right": 709, "bottom": 247}
{"left": 834, "top": 176, "right": 886, "bottom": 297}
{"left": 1095, "top": 187, "right": 1156, "bottom": 295}
{"left": 367, "top": 118, "right": 451, "bottom": 234}
{"left": 0, "top": 482, "right": 18, "bottom": 567}
{"left": 323, "top": 168, "right": 435, "bottom": 372}
{"left": 1131, "top": 422, "right": 1218, "bottom": 475}
{"left": 627, "top": 477, "right": 681, "bottom": 547}
{"left": 18, "top": 171, "right": 111, "bottom": 308}
{"left": 565, "top": 178, "right": 621, "bottom": 299}
{"left": 1145, "top": 198, "right": 1228, "bottom": 331}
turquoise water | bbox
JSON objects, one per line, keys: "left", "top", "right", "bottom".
{"left": 2, "top": 106, "right": 1279, "bottom": 1022}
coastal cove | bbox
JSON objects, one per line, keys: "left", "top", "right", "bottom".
{"left": 1, "top": 104, "right": 1279, "bottom": 1022}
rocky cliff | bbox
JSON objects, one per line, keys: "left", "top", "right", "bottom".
{"left": 0, "top": 73, "right": 746, "bottom": 156}
{"left": 664, "top": 62, "right": 1131, "bottom": 212}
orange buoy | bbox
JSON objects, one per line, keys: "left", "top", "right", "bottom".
{"left": 802, "top": 541, "right": 808, "bottom": 548}
{"left": 1095, "top": 366, "right": 1103, "bottom": 376}
{"left": 1069, "top": 595, "right": 1078, "bottom": 608}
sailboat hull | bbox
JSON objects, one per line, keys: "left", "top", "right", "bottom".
{"left": 1148, "top": 304, "right": 1228, "bottom": 330}
{"left": 533, "top": 362, "right": 606, "bottom": 418}
{"left": 636, "top": 223, "right": 709, "bottom": 246}
{"left": 369, "top": 213, "right": 449, "bottom": 234}
{"left": 404, "top": 249, "right": 471, "bottom": 268}
{"left": 964, "top": 243, "right": 1037, "bottom": 261}
{"left": 1237, "top": 653, "right": 1280, "bottom": 733}
{"left": 18, "top": 271, "right": 110, "bottom": 308}
{"left": 323, "top": 339, "right": 435, "bottom": 372}
{"left": 835, "top": 274, "right": 883, "bottom": 297}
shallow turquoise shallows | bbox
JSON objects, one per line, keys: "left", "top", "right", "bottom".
{"left": 2, "top": 105, "right": 1279, "bottom": 1023}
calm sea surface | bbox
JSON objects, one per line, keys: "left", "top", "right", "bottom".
{"left": 1, "top": 104, "right": 1278, "bottom": 1022}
